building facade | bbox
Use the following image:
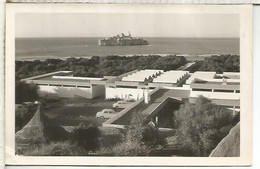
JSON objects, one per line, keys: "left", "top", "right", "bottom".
{"left": 21, "top": 71, "right": 106, "bottom": 99}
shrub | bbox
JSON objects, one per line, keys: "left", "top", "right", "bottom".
{"left": 15, "top": 81, "right": 38, "bottom": 104}
{"left": 174, "top": 96, "right": 236, "bottom": 156}
{"left": 98, "top": 140, "right": 150, "bottom": 156}
{"left": 198, "top": 55, "right": 240, "bottom": 73}
{"left": 71, "top": 124, "right": 101, "bottom": 152}
{"left": 142, "top": 126, "right": 166, "bottom": 147}
{"left": 98, "top": 111, "right": 166, "bottom": 156}
{"left": 23, "top": 141, "right": 87, "bottom": 156}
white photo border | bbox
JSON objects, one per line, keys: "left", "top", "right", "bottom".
{"left": 5, "top": 4, "right": 253, "bottom": 166}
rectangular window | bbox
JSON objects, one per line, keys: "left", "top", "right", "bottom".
{"left": 214, "top": 89, "right": 234, "bottom": 93}
{"left": 77, "top": 86, "right": 90, "bottom": 88}
{"left": 221, "top": 105, "right": 233, "bottom": 109}
{"left": 49, "top": 84, "right": 61, "bottom": 87}
{"left": 116, "top": 85, "right": 137, "bottom": 89}
{"left": 192, "top": 88, "right": 212, "bottom": 92}
{"left": 63, "top": 85, "right": 76, "bottom": 87}
{"left": 38, "top": 84, "right": 48, "bottom": 86}
{"left": 236, "top": 90, "right": 240, "bottom": 93}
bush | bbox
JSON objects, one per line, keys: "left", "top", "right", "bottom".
{"left": 23, "top": 141, "right": 87, "bottom": 156}
{"left": 174, "top": 96, "right": 235, "bottom": 156}
{"left": 198, "top": 55, "right": 239, "bottom": 73}
{"left": 142, "top": 126, "right": 166, "bottom": 147}
{"left": 98, "top": 140, "right": 150, "bottom": 156}
{"left": 15, "top": 81, "right": 38, "bottom": 104}
{"left": 71, "top": 124, "right": 101, "bottom": 152}
{"left": 98, "top": 111, "right": 166, "bottom": 156}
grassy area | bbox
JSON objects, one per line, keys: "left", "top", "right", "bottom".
{"left": 42, "top": 97, "right": 119, "bottom": 127}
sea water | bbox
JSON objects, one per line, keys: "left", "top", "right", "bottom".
{"left": 15, "top": 37, "right": 239, "bottom": 60}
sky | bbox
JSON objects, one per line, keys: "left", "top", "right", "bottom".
{"left": 16, "top": 13, "right": 239, "bottom": 38}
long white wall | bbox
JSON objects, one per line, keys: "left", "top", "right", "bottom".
{"left": 92, "top": 85, "right": 105, "bottom": 98}
{"left": 190, "top": 91, "right": 240, "bottom": 100}
{"left": 106, "top": 87, "right": 152, "bottom": 100}
{"left": 38, "top": 85, "right": 104, "bottom": 99}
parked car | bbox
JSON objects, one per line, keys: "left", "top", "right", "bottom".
{"left": 96, "top": 109, "right": 117, "bottom": 119}
{"left": 112, "top": 99, "right": 135, "bottom": 109}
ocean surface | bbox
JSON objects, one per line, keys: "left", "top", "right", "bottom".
{"left": 15, "top": 37, "right": 239, "bottom": 60}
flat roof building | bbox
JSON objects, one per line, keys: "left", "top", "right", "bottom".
{"left": 21, "top": 70, "right": 240, "bottom": 114}
{"left": 189, "top": 76, "right": 240, "bottom": 114}
{"left": 22, "top": 71, "right": 106, "bottom": 99}
{"left": 105, "top": 70, "right": 189, "bottom": 100}
{"left": 21, "top": 69, "right": 240, "bottom": 129}
{"left": 186, "top": 71, "right": 216, "bottom": 85}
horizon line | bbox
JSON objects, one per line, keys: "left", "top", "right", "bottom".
{"left": 15, "top": 36, "right": 240, "bottom": 39}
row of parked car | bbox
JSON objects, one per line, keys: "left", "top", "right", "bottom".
{"left": 96, "top": 98, "right": 135, "bottom": 119}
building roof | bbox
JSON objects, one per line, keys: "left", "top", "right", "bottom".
{"left": 22, "top": 71, "right": 73, "bottom": 81}
{"left": 186, "top": 71, "right": 216, "bottom": 84}
{"left": 153, "top": 70, "right": 188, "bottom": 84}
{"left": 223, "top": 72, "right": 240, "bottom": 79}
{"left": 52, "top": 76, "right": 104, "bottom": 81}
{"left": 122, "top": 69, "right": 163, "bottom": 82}
{"left": 22, "top": 71, "right": 107, "bottom": 86}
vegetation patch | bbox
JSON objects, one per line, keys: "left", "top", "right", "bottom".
{"left": 173, "top": 96, "right": 239, "bottom": 156}
{"left": 198, "top": 55, "right": 239, "bottom": 73}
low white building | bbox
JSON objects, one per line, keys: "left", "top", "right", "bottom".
{"left": 22, "top": 70, "right": 240, "bottom": 111}
{"left": 105, "top": 69, "right": 162, "bottom": 100}
{"left": 22, "top": 71, "right": 106, "bottom": 99}
{"left": 188, "top": 73, "right": 240, "bottom": 114}
{"left": 105, "top": 70, "right": 189, "bottom": 100}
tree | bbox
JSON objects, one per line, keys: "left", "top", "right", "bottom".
{"left": 174, "top": 96, "right": 235, "bottom": 156}
{"left": 198, "top": 55, "right": 240, "bottom": 73}
{"left": 71, "top": 124, "right": 101, "bottom": 152}
{"left": 98, "top": 111, "right": 166, "bottom": 156}
{"left": 142, "top": 126, "right": 166, "bottom": 147}
{"left": 15, "top": 81, "right": 39, "bottom": 104}
{"left": 16, "top": 55, "right": 187, "bottom": 80}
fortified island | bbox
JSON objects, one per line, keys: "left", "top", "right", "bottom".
{"left": 98, "top": 32, "right": 149, "bottom": 46}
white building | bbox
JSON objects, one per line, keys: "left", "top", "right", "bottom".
{"left": 21, "top": 71, "right": 106, "bottom": 99}
{"left": 105, "top": 70, "right": 189, "bottom": 100}
{"left": 21, "top": 70, "right": 240, "bottom": 111}
{"left": 188, "top": 72, "right": 240, "bottom": 114}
